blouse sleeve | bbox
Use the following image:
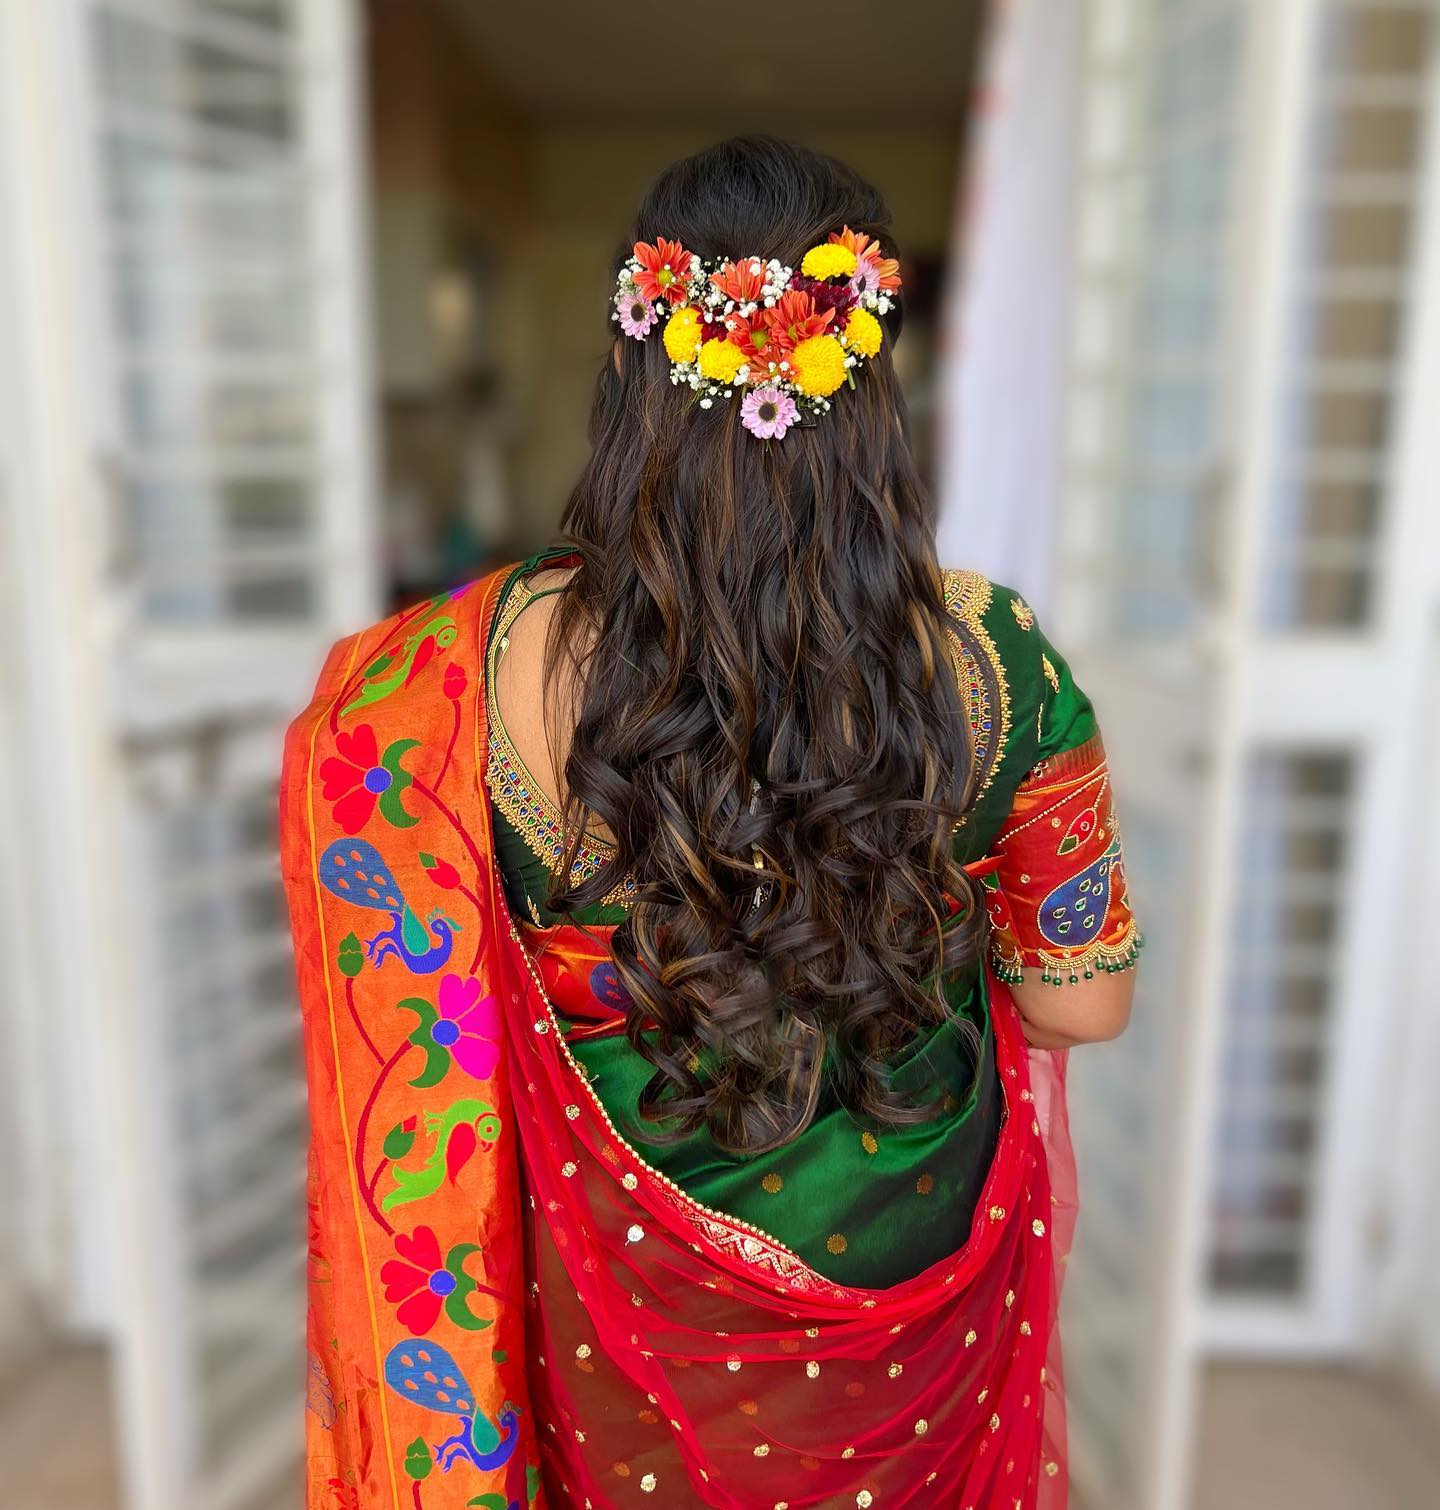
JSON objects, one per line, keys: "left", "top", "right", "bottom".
{"left": 983, "top": 605, "right": 1142, "bottom": 988}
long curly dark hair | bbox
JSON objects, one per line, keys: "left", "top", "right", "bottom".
{"left": 543, "top": 136, "right": 993, "bottom": 1155}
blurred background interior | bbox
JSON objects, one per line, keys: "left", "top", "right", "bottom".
{"left": 1, "top": 0, "right": 1438, "bottom": 1507}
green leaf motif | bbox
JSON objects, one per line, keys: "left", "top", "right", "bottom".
{"left": 382, "top": 1120, "right": 416, "bottom": 1161}
{"left": 378, "top": 737, "right": 422, "bottom": 829}
{"left": 527, "top": 1464, "right": 541, "bottom": 1503}
{"left": 403, "top": 1436, "right": 433, "bottom": 1481}
{"left": 397, "top": 997, "right": 449, "bottom": 1088}
{"left": 442, "top": 1242, "right": 493, "bottom": 1332}
{"left": 490, "top": 1348, "right": 507, "bottom": 1365}
{"left": 466, "top": 1496, "right": 507, "bottom": 1509}
{"left": 337, "top": 932, "right": 365, "bottom": 978}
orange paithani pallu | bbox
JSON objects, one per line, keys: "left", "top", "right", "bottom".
{"left": 282, "top": 567, "right": 1076, "bottom": 1508}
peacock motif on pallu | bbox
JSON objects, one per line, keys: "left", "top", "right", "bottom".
{"left": 384, "top": 1338, "right": 522, "bottom": 1474}
{"left": 318, "top": 838, "right": 459, "bottom": 973}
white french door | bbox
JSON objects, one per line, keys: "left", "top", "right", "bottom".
{"left": 1052, "top": 1, "right": 1440, "bottom": 1503}
{"left": 1194, "top": 0, "right": 1440, "bottom": 1359}
{"left": 0, "top": 1, "right": 379, "bottom": 1506}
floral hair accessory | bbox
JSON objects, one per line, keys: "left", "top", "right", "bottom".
{"left": 612, "top": 227, "right": 901, "bottom": 440}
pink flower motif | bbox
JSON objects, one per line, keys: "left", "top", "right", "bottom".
{"left": 616, "top": 291, "right": 658, "bottom": 339}
{"left": 433, "top": 974, "right": 501, "bottom": 1080}
{"left": 741, "top": 386, "right": 799, "bottom": 441}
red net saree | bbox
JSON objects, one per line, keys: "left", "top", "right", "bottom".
{"left": 281, "top": 564, "right": 1136, "bottom": 1509}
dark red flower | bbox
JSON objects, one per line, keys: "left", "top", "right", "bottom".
{"left": 789, "top": 273, "right": 858, "bottom": 328}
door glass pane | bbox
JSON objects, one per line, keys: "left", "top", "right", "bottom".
{"left": 112, "top": 252, "right": 314, "bottom": 356}
{"left": 91, "top": 1, "right": 324, "bottom": 629}
{"left": 122, "top": 371, "right": 316, "bottom": 449}
{"left": 195, "top": 0, "right": 295, "bottom": 34}
{"left": 95, "top": 11, "right": 299, "bottom": 143}
{"left": 1076, "top": 1, "right": 1242, "bottom": 640}
{"left": 151, "top": 770, "right": 306, "bottom": 1489}
{"left": 1208, "top": 751, "right": 1355, "bottom": 1298}
{"left": 1263, "top": 3, "right": 1435, "bottom": 629}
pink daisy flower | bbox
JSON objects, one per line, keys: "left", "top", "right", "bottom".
{"left": 616, "top": 290, "right": 658, "bottom": 339}
{"left": 741, "top": 386, "right": 799, "bottom": 441}
{"left": 850, "top": 261, "right": 881, "bottom": 296}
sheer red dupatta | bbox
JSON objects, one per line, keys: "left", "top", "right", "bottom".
{"left": 472, "top": 572, "right": 1074, "bottom": 1508}
{"left": 284, "top": 565, "right": 1074, "bottom": 1510}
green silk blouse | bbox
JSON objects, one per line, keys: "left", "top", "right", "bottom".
{"left": 484, "top": 551, "right": 1101, "bottom": 1287}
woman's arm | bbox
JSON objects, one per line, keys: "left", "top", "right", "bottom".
{"left": 1009, "top": 968, "right": 1136, "bottom": 1049}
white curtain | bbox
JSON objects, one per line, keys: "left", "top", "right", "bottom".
{"left": 934, "top": 0, "right": 1088, "bottom": 612}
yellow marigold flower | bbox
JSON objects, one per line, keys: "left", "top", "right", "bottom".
{"left": 699, "top": 337, "right": 745, "bottom": 383}
{"left": 844, "top": 307, "right": 883, "bottom": 359}
{"left": 662, "top": 306, "right": 703, "bottom": 363}
{"left": 789, "top": 334, "right": 848, "bottom": 397}
{"left": 801, "top": 243, "right": 859, "bottom": 281}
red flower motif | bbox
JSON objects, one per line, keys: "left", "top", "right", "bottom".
{"left": 380, "top": 1226, "right": 450, "bottom": 1335}
{"left": 764, "top": 289, "right": 834, "bottom": 358}
{"left": 317, "top": 725, "right": 417, "bottom": 834}
{"left": 319, "top": 725, "right": 383, "bottom": 834}
{"left": 420, "top": 852, "right": 462, "bottom": 890}
{"left": 632, "top": 238, "right": 692, "bottom": 306}
{"left": 710, "top": 256, "right": 765, "bottom": 305}
{"left": 327, "top": 1478, "right": 361, "bottom": 1510}
{"left": 443, "top": 662, "right": 467, "bottom": 700}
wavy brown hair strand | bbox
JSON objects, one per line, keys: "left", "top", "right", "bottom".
{"left": 542, "top": 137, "right": 996, "bottom": 1155}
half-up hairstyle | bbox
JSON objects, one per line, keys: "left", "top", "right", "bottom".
{"left": 543, "top": 135, "right": 995, "bottom": 1155}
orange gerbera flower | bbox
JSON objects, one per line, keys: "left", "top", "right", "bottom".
{"left": 829, "top": 225, "right": 902, "bottom": 292}
{"left": 632, "top": 238, "right": 693, "bottom": 306}
{"left": 722, "top": 311, "right": 775, "bottom": 368}
{"left": 710, "top": 256, "right": 766, "bottom": 305}
{"left": 764, "top": 289, "right": 834, "bottom": 357}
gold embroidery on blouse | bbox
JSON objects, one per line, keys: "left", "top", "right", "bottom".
{"left": 485, "top": 573, "right": 635, "bottom": 907}
{"left": 942, "top": 569, "right": 1012, "bottom": 803}
{"left": 1011, "top": 596, "right": 1035, "bottom": 631}
{"left": 1042, "top": 652, "right": 1061, "bottom": 694}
